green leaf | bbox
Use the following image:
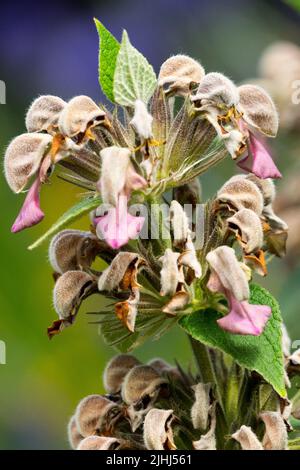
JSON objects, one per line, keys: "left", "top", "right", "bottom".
{"left": 94, "top": 19, "right": 120, "bottom": 102}
{"left": 113, "top": 30, "right": 157, "bottom": 107}
{"left": 28, "top": 196, "right": 101, "bottom": 251}
{"left": 179, "top": 284, "right": 286, "bottom": 397}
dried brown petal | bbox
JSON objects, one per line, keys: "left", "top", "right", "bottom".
{"left": 217, "top": 175, "right": 264, "bottom": 215}
{"left": 158, "top": 55, "right": 205, "bottom": 96}
{"left": 26, "top": 95, "right": 66, "bottom": 133}
{"left": 261, "top": 411, "right": 288, "bottom": 450}
{"left": 103, "top": 354, "right": 141, "bottom": 395}
{"left": 206, "top": 246, "right": 249, "bottom": 301}
{"left": 58, "top": 95, "right": 106, "bottom": 138}
{"left": 238, "top": 84, "right": 278, "bottom": 137}
{"left": 159, "top": 249, "right": 181, "bottom": 297}
{"left": 227, "top": 208, "right": 263, "bottom": 254}
{"left": 144, "top": 409, "right": 176, "bottom": 450}
{"left": 77, "top": 435, "right": 121, "bottom": 450}
{"left": 49, "top": 229, "right": 101, "bottom": 274}
{"left": 115, "top": 287, "right": 140, "bottom": 332}
{"left": 75, "top": 394, "right": 122, "bottom": 437}
{"left": 178, "top": 238, "right": 202, "bottom": 278}
{"left": 98, "top": 252, "right": 140, "bottom": 292}
{"left": 173, "top": 178, "right": 202, "bottom": 206}
{"left": 68, "top": 415, "right": 84, "bottom": 450}
{"left": 193, "top": 405, "right": 217, "bottom": 450}
{"left": 162, "top": 289, "right": 190, "bottom": 315}
{"left": 4, "top": 133, "right": 52, "bottom": 193}
{"left": 191, "top": 383, "right": 212, "bottom": 431}
{"left": 232, "top": 425, "right": 263, "bottom": 450}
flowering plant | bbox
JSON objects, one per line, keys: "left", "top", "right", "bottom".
{"left": 4, "top": 20, "right": 300, "bottom": 450}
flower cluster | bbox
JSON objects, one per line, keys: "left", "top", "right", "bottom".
{"left": 4, "top": 45, "right": 287, "bottom": 339}
{"left": 68, "top": 353, "right": 299, "bottom": 451}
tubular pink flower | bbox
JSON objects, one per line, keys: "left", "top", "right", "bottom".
{"left": 237, "top": 133, "right": 281, "bottom": 179}
{"left": 217, "top": 291, "right": 272, "bottom": 336}
{"left": 96, "top": 196, "right": 145, "bottom": 250}
{"left": 11, "top": 178, "right": 44, "bottom": 233}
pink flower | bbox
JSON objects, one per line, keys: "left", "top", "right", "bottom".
{"left": 96, "top": 146, "right": 147, "bottom": 249}
{"left": 11, "top": 178, "right": 44, "bottom": 233}
{"left": 217, "top": 291, "right": 271, "bottom": 336}
{"left": 237, "top": 133, "right": 281, "bottom": 179}
{"left": 206, "top": 246, "right": 271, "bottom": 336}
{"left": 95, "top": 196, "right": 145, "bottom": 250}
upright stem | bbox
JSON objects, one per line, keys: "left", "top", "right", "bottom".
{"left": 188, "top": 336, "right": 224, "bottom": 412}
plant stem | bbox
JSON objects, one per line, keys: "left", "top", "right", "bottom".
{"left": 188, "top": 336, "right": 224, "bottom": 412}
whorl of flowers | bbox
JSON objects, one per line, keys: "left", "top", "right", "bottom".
{"left": 68, "top": 353, "right": 300, "bottom": 450}
{"left": 4, "top": 21, "right": 300, "bottom": 451}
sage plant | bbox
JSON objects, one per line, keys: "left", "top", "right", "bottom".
{"left": 4, "top": 21, "right": 300, "bottom": 450}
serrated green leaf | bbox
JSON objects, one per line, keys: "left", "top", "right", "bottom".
{"left": 94, "top": 19, "right": 120, "bottom": 102}
{"left": 113, "top": 30, "right": 157, "bottom": 107}
{"left": 28, "top": 196, "right": 101, "bottom": 251}
{"left": 179, "top": 284, "right": 286, "bottom": 397}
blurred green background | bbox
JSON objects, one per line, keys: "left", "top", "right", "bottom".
{"left": 1, "top": 0, "right": 300, "bottom": 449}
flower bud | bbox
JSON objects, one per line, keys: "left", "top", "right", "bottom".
{"left": 77, "top": 435, "right": 121, "bottom": 450}
{"left": 99, "top": 146, "right": 132, "bottom": 206}
{"left": 227, "top": 208, "right": 263, "bottom": 254}
{"left": 159, "top": 249, "right": 182, "bottom": 297}
{"left": 217, "top": 175, "right": 264, "bottom": 215}
{"left": 25, "top": 95, "right": 66, "bottom": 133}
{"left": 158, "top": 54, "right": 205, "bottom": 96}
{"left": 192, "top": 72, "right": 239, "bottom": 109}
{"left": 103, "top": 354, "right": 141, "bottom": 395}
{"left": 191, "top": 383, "right": 212, "bottom": 431}
{"left": 169, "top": 200, "right": 190, "bottom": 244}
{"left": 75, "top": 394, "right": 122, "bottom": 437}
{"left": 206, "top": 246, "right": 249, "bottom": 302}
{"left": 121, "top": 365, "right": 168, "bottom": 406}
{"left": 143, "top": 409, "right": 176, "bottom": 450}
{"left": 58, "top": 95, "right": 106, "bottom": 138}
{"left": 232, "top": 425, "right": 263, "bottom": 450}
{"left": 49, "top": 229, "right": 100, "bottom": 274}
{"left": 238, "top": 84, "right": 278, "bottom": 137}
{"left": 130, "top": 99, "right": 153, "bottom": 140}
{"left": 68, "top": 415, "right": 83, "bottom": 449}
{"left": 4, "top": 133, "right": 52, "bottom": 193}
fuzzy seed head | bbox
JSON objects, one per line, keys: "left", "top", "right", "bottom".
{"left": 158, "top": 54, "right": 205, "bottom": 96}
{"left": 217, "top": 175, "right": 264, "bottom": 215}
{"left": 49, "top": 229, "right": 99, "bottom": 274}
{"left": 58, "top": 95, "right": 105, "bottom": 137}
{"left": 53, "top": 270, "right": 93, "bottom": 319}
{"left": 75, "top": 394, "right": 120, "bottom": 437}
{"left": 4, "top": 133, "right": 52, "bottom": 193}
{"left": 103, "top": 354, "right": 141, "bottom": 395}
{"left": 121, "top": 365, "right": 168, "bottom": 405}
{"left": 25, "top": 95, "right": 66, "bottom": 133}
{"left": 192, "top": 72, "right": 239, "bottom": 109}
{"left": 238, "top": 84, "right": 278, "bottom": 137}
